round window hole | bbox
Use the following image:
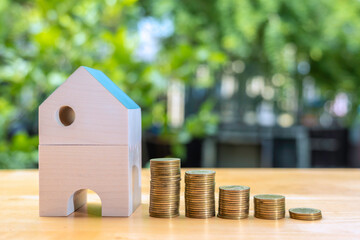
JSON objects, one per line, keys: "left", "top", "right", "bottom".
{"left": 58, "top": 106, "right": 75, "bottom": 126}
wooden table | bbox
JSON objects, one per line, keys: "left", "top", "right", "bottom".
{"left": 1, "top": 169, "right": 360, "bottom": 239}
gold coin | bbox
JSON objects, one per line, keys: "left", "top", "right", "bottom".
{"left": 218, "top": 185, "right": 250, "bottom": 220}
{"left": 149, "top": 158, "right": 181, "bottom": 218}
{"left": 254, "top": 194, "right": 285, "bottom": 220}
{"left": 185, "top": 170, "right": 216, "bottom": 219}
{"left": 289, "top": 208, "right": 322, "bottom": 221}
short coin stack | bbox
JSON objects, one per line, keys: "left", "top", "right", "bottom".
{"left": 289, "top": 208, "right": 322, "bottom": 221}
{"left": 185, "top": 170, "right": 216, "bottom": 218}
{"left": 254, "top": 194, "right": 285, "bottom": 220}
{"left": 149, "top": 158, "right": 181, "bottom": 218}
{"left": 218, "top": 185, "right": 250, "bottom": 219}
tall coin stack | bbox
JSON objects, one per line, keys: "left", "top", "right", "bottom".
{"left": 185, "top": 170, "right": 216, "bottom": 218}
{"left": 254, "top": 194, "right": 285, "bottom": 220}
{"left": 149, "top": 158, "right": 181, "bottom": 218}
{"left": 218, "top": 185, "right": 250, "bottom": 219}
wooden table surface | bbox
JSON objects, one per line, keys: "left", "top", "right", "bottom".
{"left": 1, "top": 168, "right": 360, "bottom": 239}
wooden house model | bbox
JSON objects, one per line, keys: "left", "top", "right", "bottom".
{"left": 39, "top": 66, "right": 141, "bottom": 217}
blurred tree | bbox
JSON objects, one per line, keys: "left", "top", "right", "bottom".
{"left": 0, "top": 0, "right": 161, "bottom": 168}
{"left": 143, "top": 0, "right": 360, "bottom": 124}
{"left": 1, "top": 0, "right": 360, "bottom": 168}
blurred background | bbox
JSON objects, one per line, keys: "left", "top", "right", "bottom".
{"left": 1, "top": 0, "right": 360, "bottom": 169}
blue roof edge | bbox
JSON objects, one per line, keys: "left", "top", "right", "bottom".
{"left": 83, "top": 66, "right": 140, "bottom": 109}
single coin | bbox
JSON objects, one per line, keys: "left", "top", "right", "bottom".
{"left": 254, "top": 194, "right": 285, "bottom": 200}
{"left": 185, "top": 170, "right": 216, "bottom": 175}
{"left": 289, "top": 208, "right": 321, "bottom": 215}
{"left": 150, "top": 158, "right": 180, "bottom": 161}
{"left": 220, "top": 185, "right": 250, "bottom": 191}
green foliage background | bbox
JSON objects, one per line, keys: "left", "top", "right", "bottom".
{"left": 1, "top": 0, "right": 359, "bottom": 168}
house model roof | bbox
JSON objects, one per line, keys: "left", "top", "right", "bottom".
{"left": 83, "top": 66, "right": 140, "bottom": 109}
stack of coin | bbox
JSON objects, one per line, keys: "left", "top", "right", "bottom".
{"left": 254, "top": 194, "right": 285, "bottom": 220}
{"left": 149, "top": 158, "right": 181, "bottom": 218}
{"left": 185, "top": 170, "right": 216, "bottom": 218}
{"left": 218, "top": 185, "right": 250, "bottom": 219}
{"left": 289, "top": 208, "right": 322, "bottom": 221}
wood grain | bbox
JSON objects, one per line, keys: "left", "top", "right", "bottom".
{"left": 1, "top": 168, "right": 360, "bottom": 239}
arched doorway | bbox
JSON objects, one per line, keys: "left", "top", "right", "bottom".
{"left": 67, "top": 189, "right": 102, "bottom": 217}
